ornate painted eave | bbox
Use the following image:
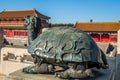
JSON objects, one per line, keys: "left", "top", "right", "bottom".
{"left": 0, "top": 23, "right": 24, "bottom": 29}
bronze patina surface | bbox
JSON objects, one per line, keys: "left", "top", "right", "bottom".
{"left": 23, "top": 16, "right": 108, "bottom": 79}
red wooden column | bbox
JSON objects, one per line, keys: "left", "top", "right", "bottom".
{"left": 100, "top": 33, "right": 102, "bottom": 42}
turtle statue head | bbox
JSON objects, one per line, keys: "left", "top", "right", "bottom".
{"left": 24, "top": 16, "right": 41, "bottom": 45}
{"left": 24, "top": 16, "right": 38, "bottom": 29}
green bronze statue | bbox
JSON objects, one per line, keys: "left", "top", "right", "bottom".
{"left": 23, "top": 16, "right": 108, "bottom": 79}
{"left": 24, "top": 16, "right": 41, "bottom": 45}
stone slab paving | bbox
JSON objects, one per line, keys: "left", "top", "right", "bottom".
{"left": 5, "top": 69, "right": 110, "bottom": 80}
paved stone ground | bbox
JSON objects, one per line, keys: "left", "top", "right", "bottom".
{"left": 5, "top": 68, "right": 111, "bottom": 80}
{"left": 1, "top": 42, "right": 118, "bottom": 80}
{"left": 0, "top": 74, "right": 6, "bottom": 80}
{"left": 0, "top": 58, "right": 112, "bottom": 80}
{"left": 3, "top": 54, "right": 113, "bottom": 80}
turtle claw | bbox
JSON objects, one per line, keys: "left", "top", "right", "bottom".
{"left": 23, "top": 66, "right": 37, "bottom": 74}
{"left": 85, "top": 69, "right": 94, "bottom": 78}
{"left": 55, "top": 72, "right": 67, "bottom": 79}
{"left": 55, "top": 72, "right": 60, "bottom": 78}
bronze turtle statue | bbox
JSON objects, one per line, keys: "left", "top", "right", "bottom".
{"left": 23, "top": 16, "right": 108, "bottom": 79}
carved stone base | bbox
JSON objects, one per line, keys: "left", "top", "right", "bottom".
{"left": 5, "top": 68, "right": 110, "bottom": 80}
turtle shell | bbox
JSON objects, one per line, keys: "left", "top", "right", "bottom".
{"left": 28, "top": 27, "right": 103, "bottom": 64}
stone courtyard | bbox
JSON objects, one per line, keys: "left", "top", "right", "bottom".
{"left": 0, "top": 42, "right": 117, "bottom": 80}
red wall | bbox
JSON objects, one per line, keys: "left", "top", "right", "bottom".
{"left": 109, "top": 34, "right": 117, "bottom": 42}
{"left": 101, "top": 34, "right": 109, "bottom": 42}
{"left": 3, "top": 30, "right": 28, "bottom": 37}
{"left": 90, "top": 33, "right": 117, "bottom": 42}
{"left": 90, "top": 34, "right": 100, "bottom": 42}
{"left": 3, "top": 29, "right": 117, "bottom": 43}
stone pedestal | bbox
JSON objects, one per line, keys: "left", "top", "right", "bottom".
{"left": 116, "top": 54, "right": 120, "bottom": 80}
{"left": 6, "top": 69, "right": 61, "bottom": 80}
{"left": 116, "top": 30, "right": 120, "bottom": 80}
{"left": 117, "top": 30, "right": 120, "bottom": 53}
{"left": 5, "top": 68, "right": 110, "bottom": 80}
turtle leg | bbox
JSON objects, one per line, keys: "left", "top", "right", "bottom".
{"left": 23, "top": 63, "right": 54, "bottom": 74}
{"left": 55, "top": 69, "right": 94, "bottom": 79}
{"left": 55, "top": 67, "right": 94, "bottom": 79}
{"left": 23, "top": 55, "right": 55, "bottom": 73}
{"left": 55, "top": 68, "right": 94, "bottom": 79}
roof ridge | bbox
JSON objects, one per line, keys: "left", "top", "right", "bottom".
{"left": 3, "top": 8, "right": 36, "bottom": 12}
{"left": 33, "top": 9, "right": 38, "bottom": 17}
{"left": 0, "top": 8, "right": 50, "bottom": 19}
{"left": 76, "top": 22, "right": 118, "bottom": 23}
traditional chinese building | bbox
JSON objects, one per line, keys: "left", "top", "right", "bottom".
{"left": 74, "top": 21, "right": 120, "bottom": 43}
{"left": 0, "top": 9, "right": 50, "bottom": 46}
